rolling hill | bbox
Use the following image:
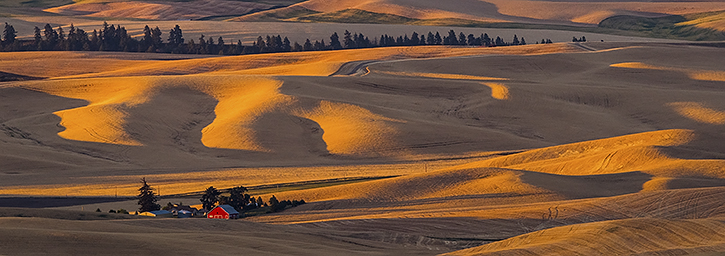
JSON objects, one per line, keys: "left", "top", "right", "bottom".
{"left": 0, "top": 37, "right": 724, "bottom": 254}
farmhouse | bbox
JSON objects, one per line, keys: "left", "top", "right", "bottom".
{"left": 169, "top": 204, "right": 199, "bottom": 217}
{"left": 177, "top": 210, "right": 193, "bottom": 218}
{"left": 207, "top": 205, "right": 239, "bottom": 219}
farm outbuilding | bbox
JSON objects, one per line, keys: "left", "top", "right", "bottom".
{"left": 177, "top": 210, "right": 193, "bottom": 218}
{"left": 139, "top": 210, "right": 173, "bottom": 217}
{"left": 207, "top": 205, "right": 239, "bottom": 219}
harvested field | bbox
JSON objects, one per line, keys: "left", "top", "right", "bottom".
{"left": 1, "top": 41, "right": 724, "bottom": 255}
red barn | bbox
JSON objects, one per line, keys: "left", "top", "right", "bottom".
{"left": 207, "top": 205, "right": 239, "bottom": 219}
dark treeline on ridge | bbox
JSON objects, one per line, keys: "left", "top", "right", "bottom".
{"left": 1, "top": 22, "right": 555, "bottom": 55}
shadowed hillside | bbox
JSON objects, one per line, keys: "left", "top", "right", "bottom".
{"left": 1, "top": 42, "right": 724, "bottom": 255}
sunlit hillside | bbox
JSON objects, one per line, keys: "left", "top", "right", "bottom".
{"left": 0, "top": 29, "right": 724, "bottom": 255}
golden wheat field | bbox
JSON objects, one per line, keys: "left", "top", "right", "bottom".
{"left": 1, "top": 16, "right": 725, "bottom": 254}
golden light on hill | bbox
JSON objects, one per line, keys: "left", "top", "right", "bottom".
{"left": 669, "top": 102, "right": 725, "bottom": 125}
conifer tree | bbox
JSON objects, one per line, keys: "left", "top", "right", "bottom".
{"left": 43, "top": 24, "right": 58, "bottom": 50}
{"left": 168, "top": 25, "right": 184, "bottom": 45}
{"left": 445, "top": 30, "right": 457, "bottom": 45}
{"left": 142, "top": 25, "right": 152, "bottom": 50}
{"left": 151, "top": 26, "right": 162, "bottom": 51}
{"left": 66, "top": 24, "right": 76, "bottom": 51}
{"left": 33, "top": 26, "right": 42, "bottom": 50}
{"left": 207, "top": 36, "right": 215, "bottom": 54}
{"left": 411, "top": 32, "right": 420, "bottom": 45}
{"left": 185, "top": 39, "right": 194, "bottom": 53}
{"left": 292, "top": 41, "right": 302, "bottom": 52}
{"left": 495, "top": 36, "right": 505, "bottom": 46}
{"left": 482, "top": 33, "right": 491, "bottom": 46}
{"left": 2, "top": 23, "right": 16, "bottom": 49}
{"left": 282, "top": 36, "right": 291, "bottom": 51}
{"left": 57, "top": 26, "right": 65, "bottom": 42}
{"left": 235, "top": 40, "right": 243, "bottom": 54}
{"left": 217, "top": 36, "right": 224, "bottom": 54}
{"left": 329, "top": 32, "right": 342, "bottom": 50}
{"left": 268, "top": 195, "right": 281, "bottom": 212}
{"left": 343, "top": 30, "right": 354, "bottom": 48}
{"left": 303, "top": 39, "right": 313, "bottom": 51}
{"left": 427, "top": 32, "right": 435, "bottom": 45}
{"left": 137, "top": 178, "right": 160, "bottom": 212}
{"left": 198, "top": 34, "right": 207, "bottom": 54}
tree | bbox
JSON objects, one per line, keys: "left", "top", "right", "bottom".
{"left": 33, "top": 26, "right": 42, "bottom": 50}
{"left": 142, "top": 25, "right": 153, "bottom": 50}
{"left": 445, "top": 30, "right": 457, "bottom": 45}
{"left": 512, "top": 34, "right": 520, "bottom": 45}
{"left": 167, "top": 25, "right": 184, "bottom": 53}
{"left": 343, "top": 30, "right": 355, "bottom": 48}
{"left": 43, "top": 24, "right": 58, "bottom": 50}
{"left": 200, "top": 186, "right": 220, "bottom": 210}
{"left": 520, "top": 37, "right": 526, "bottom": 45}
{"left": 427, "top": 32, "right": 435, "bottom": 45}
{"left": 482, "top": 33, "right": 491, "bottom": 46}
{"left": 303, "top": 39, "right": 313, "bottom": 51}
{"left": 187, "top": 39, "right": 196, "bottom": 54}
{"left": 458, "top": 32, "right": 467, "bottom": 46}
{"left": 198, "top": 34, "right": 207, "bottom": 54}
{"left": 282, "top": 36, "right": 291, "bottom": 51}
{"left": 292, "top": 41, "right": 302, "bottom": 52}
{"left": 57, "top": 26, "right": 65, "bottom": 42}
{"left": 256, "top": 196, "right": 264, "bottom": 207}
{"left": 227, "top": 186, "right": 248, "bottom": 211}
{"left": 235, "top": 40, "right": 243, "bottom": 54}
{"left": 268, "top": 195, "right": 282, "bottom": 212}
{"left": 2, "top": 22, "right": 16, "bottom": 48}
{"left": 467, "top": 34, "right": 476, "bottom": 46}
{"left": 495, "top": 36, "right": 505, "bottom": 46}
{"left": 411, "top": 32, "right": 420, "bottom": 45}
{"left": 207, "top": 36, "right": 215, "bottom": 54}
{"left": 168, "top": 25, "right": 184, "bottom": 45}
{"left": 329, "top": 32, "right": 342, "bottom": 50}
{"left": 217, "top": 36, "right": 225, "bottom": 55}
{"left": 137, "top": 178, "right": 160, "bottom": 212}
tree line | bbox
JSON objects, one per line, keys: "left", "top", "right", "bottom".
{"left": 136, "top": 178, "right": 304, "bottom": 215}
{"left": 2, "top": 22, "right": 557, "bottom": 55}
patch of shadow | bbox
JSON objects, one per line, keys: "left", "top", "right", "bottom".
{"left": 0, "top": 71, "right": 44, "bottom": 82}
{"left": 0, "top": 197, "right": 132, "bottom": 208}
{"left": 297, "top": 217, "right": 545, "bottom": 251}
{"left": 252, "top": 112, "right": 329, "bottom": 157}
{"left": 519, "top": 170, "right": 654, "bottom": 199}
{"left": 657, "top": 145, "right": 725, "bottom": 160}
{"left": 123, "top": 86, "right": 217, "bottom": 154}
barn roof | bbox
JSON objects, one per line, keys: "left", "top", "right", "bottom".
{"left": 142, "top": 210, "right": 172, "bottom": 216}
{"left": 215, "top": 205, "right": 239, "bottom": 214}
